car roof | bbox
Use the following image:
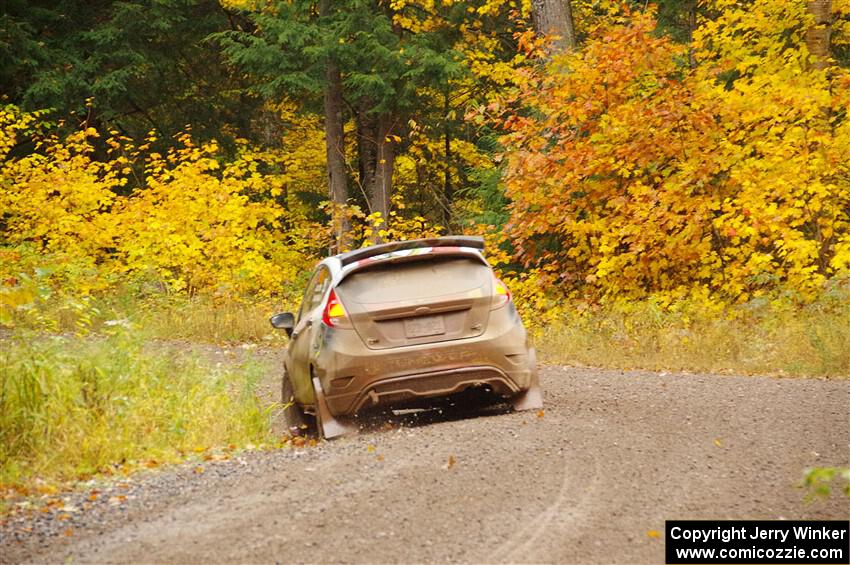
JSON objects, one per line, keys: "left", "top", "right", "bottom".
{"left": 335, "top": 236, "right": 484, "bottom": 266}
{"left": 318, "top": 236, "right": 486, "bottom": 278}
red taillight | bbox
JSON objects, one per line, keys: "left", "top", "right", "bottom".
{"left": 492, "top": 278, "right": 511, "bottom": 309}
{"left": 322, "top": 289, "right": 349, "bottom": 327}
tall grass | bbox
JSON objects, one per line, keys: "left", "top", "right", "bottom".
{"left": 0, "top": 328, "right": 273, "bottom": 488}
{"left": 536, "top": 296, "right": 850, "bottom": 377}
{"left": 2, "top": 282, "right": 293, "bottom": 344}
{"left": 131, "top": 295, "right": 291, "bottom": 344}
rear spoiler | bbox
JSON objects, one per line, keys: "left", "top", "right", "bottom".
{"left": 337, "top": 236, "right": 485, "bottom": 267}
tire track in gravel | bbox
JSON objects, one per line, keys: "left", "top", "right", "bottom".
{"left": 485, "top": 449, "right": 600, "bottom": 563}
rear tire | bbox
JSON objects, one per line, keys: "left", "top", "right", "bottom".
{"left": 281, "top": 369, "right": 308, "bottom": 435}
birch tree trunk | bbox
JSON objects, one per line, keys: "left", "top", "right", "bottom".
{"left": 806, "top": 0, "right": 832, "bottom": 70}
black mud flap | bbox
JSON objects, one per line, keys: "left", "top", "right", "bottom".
{"left": 313, "top": 376, "right": 358, "bottom": 439}
{"left": 511, "top": 348, "right": 543, "bottom": 411}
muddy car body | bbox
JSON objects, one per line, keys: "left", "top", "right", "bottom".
{"left": 270, "top": 236, "right": 542, "bottom": 438}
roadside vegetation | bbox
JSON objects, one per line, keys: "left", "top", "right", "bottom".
{"left": 2, "top": 0, "right": 849, "bottom": 495}
{"left": 0, "top": 325, "right": 273, "bottom": 497}
{"left": 535, "top": 293, "right": 850, "bottom": 377}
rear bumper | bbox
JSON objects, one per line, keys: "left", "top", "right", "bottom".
{"left": 314, "top": 305, "right": 535, "bottom": 416}
{"left": 349, "top": 365, "right": 519, "bottom": 413}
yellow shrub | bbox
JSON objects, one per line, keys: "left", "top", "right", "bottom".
{"left": 496, "top": 8, "right": 850, "bottom": 304}
{"left": 113, "top": 133, "right": 313, "bottom": 297}
{"left": 0, "top": 106, "right": 322, "bottom": 304}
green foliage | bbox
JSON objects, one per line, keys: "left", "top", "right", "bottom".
{"left": 0, "top": 0, "right": 260, "bottom": 146}
{"left": 803, "top": 467, "right": 850, "bottom": 499}
{"left": 0, "top": 326, "right": 273, "bottom": 488}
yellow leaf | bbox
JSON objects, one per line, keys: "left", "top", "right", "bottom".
{"left": 444, "top": 455, "right": 456, "bottom": 470}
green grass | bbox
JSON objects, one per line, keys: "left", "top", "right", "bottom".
{"left": 536, "top": 296, "right": 850, "bottom": 377}
{"left": 0, "top": 327, "right": 274, "bottom": 490}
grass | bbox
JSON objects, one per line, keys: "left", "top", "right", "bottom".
{"left": 535, "top": 296, "right": 850, "bottom": 377}
{"left": 0, "top": 326, "right": 275, "bottom": 492}
{"left": 4, "top": 288, "right": 294, "bottom": 344}
{"left": 131, "top": 295, "right": 292, "bottom": 344}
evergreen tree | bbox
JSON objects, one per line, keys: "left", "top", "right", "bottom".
{"left": 1, "top": 0, "right": 258, "bottom": 144}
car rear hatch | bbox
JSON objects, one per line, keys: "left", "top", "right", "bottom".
{"left": 334, "top": 254, "right": 493, "bottom": 350}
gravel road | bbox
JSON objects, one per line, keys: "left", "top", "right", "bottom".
{"left": 2, "top": 362, "right": 848, "bottom": 564}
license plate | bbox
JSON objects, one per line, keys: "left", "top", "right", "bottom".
{"left": 404, "top": 315, "right": 445, "bottom": 338}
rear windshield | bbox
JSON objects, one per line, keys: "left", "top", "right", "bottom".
{"left": 338, "top": 257, "right": 490, "bottom": 304}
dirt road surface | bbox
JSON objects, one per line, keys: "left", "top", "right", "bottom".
{"left": 3, "top": 364, "right": 848, "bottom": 564}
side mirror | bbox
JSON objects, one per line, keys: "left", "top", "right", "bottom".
{"left": 270, "top": 312, "right": 296, "bottom": 337}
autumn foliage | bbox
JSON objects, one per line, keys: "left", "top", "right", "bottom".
{"left": 495, "top": 5, "right": 850, "bottom": 303}
{"left": 0, "top": 104, "right": 449, "bottom": 321}
{"left": 0, "top": 107, "right": 321, "bottom": 304}
{"left": 4, "top": 2, "right": 850, "bottom": 320}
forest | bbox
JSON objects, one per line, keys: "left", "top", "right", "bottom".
{"left": 1, "top": 1, "right": 850, "bottom": 494}
{"left": 3, "top": 0, "right": 850, "bottom": 308}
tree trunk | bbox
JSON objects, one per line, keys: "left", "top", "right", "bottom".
{"left": 806, "top": 0, "right": 832, "bottom": 71}
{"left": 356, "top": 97, "right": 377, "bottom": 209}
{"left": 443, "top": 87, "right": 452, "bottom": 227}
{"left": 356, "top": 100, "right": 396, "bottom": 238}
{"left": 687, "top": 2, "right": 697, "bottom": 68}
{"left": 319, "top": 0, "right": 350, "bottom": 252}
{"left": 323, "top": 62, "right": 350, "bottom": 251}
{"left": 371, "top": 113, "right": 396, "bottom": 223}
{"left": 531, "top": 0, "right": 576, "bottom": 53}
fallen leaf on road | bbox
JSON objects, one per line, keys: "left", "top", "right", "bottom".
{"left": 647, "top": 530, "right": 660, "bottom": 539}
{"left": 714, "top": 438, "right": 723, "bottom": 447}
{"left": 367, "top": 444, "right": 376, "bottom": 453}
{"left": 193, "top": 466, "right": 205, "bottom": 474}
{"left": 444, "top": 455, "right": 456, "bottom": 470}
{"left": 537, "top": 409, "right": 545, "bottom": 419}
{"left": 35, "top": 484, "right": 57, "bottom": 495}
{"left": 63, "top": 528, "right": 73, "bottom": 537}
{"left": 376, "top": 454, "right": 385, "bottom": 462}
